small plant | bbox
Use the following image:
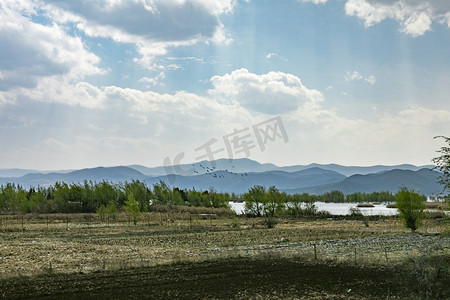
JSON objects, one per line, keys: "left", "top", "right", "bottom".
{"left": 303, "top": 200, "right": 317, "bottom": 216}
{"left": 349, "top": 207, "right": 369, "bottom": 226}
{"left": 106, "top": 200, "right": 118, "bottom": 222}
{"left": 263, "top": 217, "right": 278, "bottom": 229}
{"left": 232, "top": 217, "right": 239, "bottom": 228}
{"left": 96, "top": 205, "right": 107, "bottom": 222}
{"left": 349, "top": 207, "right": 363, "bottom": 216}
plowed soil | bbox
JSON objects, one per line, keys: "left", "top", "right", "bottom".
{"left": 1, "top": 257, "right": 401, "bottom": 299}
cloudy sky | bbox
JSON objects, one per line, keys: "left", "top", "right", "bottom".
{"left": 0, "top": 0, "right": 449, "bottom": 170}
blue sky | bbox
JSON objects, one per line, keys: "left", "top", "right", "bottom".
{"left": 0, "top": 0, "right": 449, "bottom": 170}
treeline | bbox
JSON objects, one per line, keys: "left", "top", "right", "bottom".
{"left": 0, "top": 180, "right": 230, "bottom": 214}
{"left": 0, "top": 180, "right": 405, "bottom": 215}
{"left": 234, "top": 190, "right": 395, "bottom": 204}
{"left": 315, "top": 190, "right": 395, "bottom": 203}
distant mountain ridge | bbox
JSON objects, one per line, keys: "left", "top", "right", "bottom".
{"left": 275, "top": 163, "right": 435, "bottom": 177}
{"left": 126, "top": 159, "right": 433, "bottom": 177}
{"left": 284, "top": 168, "right": 441, "bottom": 195}
{"left": 0, "top": 159, "right": 441, "bottom": 195}
{"left": 1, "top": 167, "right": 147, "bottom": 188}
{"left": 0, "top": 168, "right": 74, "bottom": 178}
{"left": 127, "top": 158, "right": 279, "bottom": 176}
{"left": 143, "top": 167, "right": 347, "bottom": 194}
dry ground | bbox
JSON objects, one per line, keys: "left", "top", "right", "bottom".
{"left": 0, "top": 214, "right": 448, "bottom": 277}
{"left": 0, "top": 213, "right": 448, "bottom": 299}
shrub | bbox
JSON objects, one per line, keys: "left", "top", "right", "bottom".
{"left": 349, "top": 207, "right": 363, "bottom": 216}
{"left": 96, "top": 205, "right": 107, "bottom": 221}
{"left": 106, "top": 200, "right": 118, "bottom": 222}
{"left": 395, "top": 187, "right": 425, "bottom": 232}
{"left": 262, "top": 217, "right": 278, "bottom": 229}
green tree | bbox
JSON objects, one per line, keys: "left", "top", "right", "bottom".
{"left": 81, "top": 180, "right": 96, "bottom": 212}
{"left": 152, "top": 181, "right": 182, "bottom": 205}
{"left": 15, "top": 186, "right": 28, "bottom": 213}
{"left": 124, "top": 180, "right": 151, "bottom": 212}
{"left": 263, "top": 186, "right": 285, "bottom": 217}
{"left": 346, "top": 192, "right": 366, "bottom": 203}
{"left": 303, "top": 196, "right": 317, "bottom": 216}
{"left": 125, "top": 193, "right": 140, "bottom": 225}
{"left": 244, "top": 185, "right": 266, "bottom": 217}
{"left": 96, "top": 204, "right": 107, "bottom": 222}
{"left": 27, "top": 188, "right": 48, "bottom": 213}
{"left": 69, "top": 184, "right": 84, "bottom": 213}
{"left": 286, "top": 193, "right": 315, "bottom": 217}
{"left": 395, "top": 187, "right": 425, "bottom": 232}
{"left": 186, "top": 189, "right": 203, "bottom": 207}
{"left": 322, "top": 190, "right": 345, "bottom": 203}
{"left": 432, "top": 135, "right": 450, "bottom": 202}
{"left": 106, "top": 200, "right": 118, "bottom": 222}
{"left": 52, "top": 182, "right": 71, "bottom": 213}
{"left": 93, "top": 181, "right": 118, "bottom": 208}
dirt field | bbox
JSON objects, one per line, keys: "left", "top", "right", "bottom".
{"left": 0, "top": 213, "right": 448, "bottom": 299}
{"left": 1, "top": 257, "right": 404, "bottom": 299}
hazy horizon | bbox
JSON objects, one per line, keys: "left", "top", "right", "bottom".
{"left": 1, "top": 1, "right": 449, "bottom": 170}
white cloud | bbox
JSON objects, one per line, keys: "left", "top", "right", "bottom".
{"left": 365, "top": 75, "right": 376, "bottom": 84}
{"left": 345, "top": 70, "right": 376, "bottom": 84}
{"left": 345, "top": 0, "right": 450, "bottom": 37}
{"left": 0, "top": 75, "right": 257, "bottom": 169}
{"left": 0, "top": 0, "right": 237, "bottom": 91}
{"left": 46, "top": 0, "right": 233, "bottom": 43}
{"left": 301, "top": 0, "right": 328, "bottom": 4}
{"left": 266, "top": 53, "right": 288, "bottom": 62}
{"left": 0, "top": 2, "right": 102, "bottom": 90}
{"left": 1, "top": 68, "right": 448, "bottom": 168}
{"left": 209, "top": 69, "right": 323, "bottom": 114}
{"left": 1, "top": 79, "right": 105, "bottom": 108}
{"left": 345, "top": 70, "right": 364, "bottom": 81}
{"left": 43, "top": 0, "right": 236, "bottom": 69}
{"left": 283, "top": 103, "right": 450, "bottom": 166}
{"left": 139, "top": 72, "right": 166, "bottom": 87}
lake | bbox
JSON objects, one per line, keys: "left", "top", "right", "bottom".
{"left": 229, "top": 201, "right": 398, "bottom": 216}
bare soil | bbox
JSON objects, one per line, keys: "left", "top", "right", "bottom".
{"left": 1, "top": 257, "right": 402, "bottom": 299}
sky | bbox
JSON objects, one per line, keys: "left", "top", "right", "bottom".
{"left": 0, "top": 0, "right": 449, "bottom": 170}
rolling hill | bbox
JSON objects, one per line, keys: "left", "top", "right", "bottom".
{"left": 0, "top": 166, "right": 147, "bottom": 187}
{"left": 285, "top": 168, "right": 441, "bottom": 196}
{"left": 127, "top": 158, "right": 278, "bottom": 176}
{"left": 275, "top": 163, "right": 435, "bottom": 177}
{"left": 144, "top": 167, "right": 347, "bottom": 194}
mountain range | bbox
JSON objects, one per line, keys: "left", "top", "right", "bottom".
{"left": 0, "top": 158, "right": 441, "bottom": 195}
